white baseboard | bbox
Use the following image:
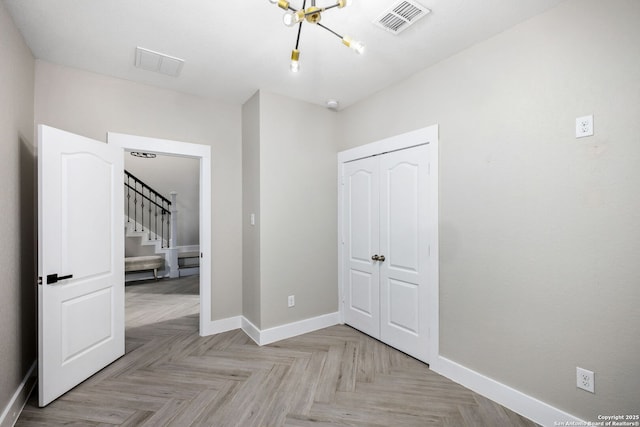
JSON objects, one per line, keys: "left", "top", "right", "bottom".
{"left": 199, "top": 315, "right": 242, "bottom": 337}
{"left": 246, "top": 312, "right": 340, "bottom": 346}
{"left": 433, "top": 356, "right": 583, "bottom": 427}
{"left": 0, "top": 361, "right": 36, "bottom": 427}
{"left": 241, "top": 317, "right": 261, "bottom": 345}
{"left": 202, "top": 312, "right": 340, "bottom": 347}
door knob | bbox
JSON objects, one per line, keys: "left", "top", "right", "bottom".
{"left": 378, "top": 255, "right": 385, "bottom": 262}
{"left": 371, "top": 254, "right": 380, "bottom": 261}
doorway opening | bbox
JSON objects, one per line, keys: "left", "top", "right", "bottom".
{"left": 123, "top": 151, "right": 201, "bottom": 337}
{"left": 108, "top": 132, "right": 212, "bottom": 335}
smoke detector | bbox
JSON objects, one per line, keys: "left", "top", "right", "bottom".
{"left": 326, "top": 99, "right": 340, "bottom": 110}
{"left": 374, "top": 0, "right": 431, "bottom": 35}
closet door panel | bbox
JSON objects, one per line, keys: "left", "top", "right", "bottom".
{"left": 379, "top": 145, "right": 430, "bottom": 362}
{"left": 343, "top": 157, "right": 380, "bottom": 338}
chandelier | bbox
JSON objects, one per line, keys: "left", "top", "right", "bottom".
{"left": 268, "top": 0, "right": 365, "bottom": 72}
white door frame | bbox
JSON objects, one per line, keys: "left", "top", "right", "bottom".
{"left": 108, "top": 133, "right": 212, "bottom": 335}
{"left": 337, "top": 124, "right": 439, "bottom": 364}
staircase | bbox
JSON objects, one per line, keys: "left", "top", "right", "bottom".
{"left": 124, "top": 170, "right": 199, "bottom": 281}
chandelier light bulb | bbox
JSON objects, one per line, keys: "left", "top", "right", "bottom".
{"left": 338, "top": 0, "right": 349, "bottom": 7}
{"left": 351, "top": 40, "right": 365, "bottom": 54}
{"left": 342, "top": 36, "right": 365, "bottom": 54}
{"left": 282, "top": 11, "right": 303, "bottom": 27}
{"left": 283, "top": 12, "right": 293, "bottom": 26}
{"left": 290, "top": 49, "right": 300, "bottom": 72}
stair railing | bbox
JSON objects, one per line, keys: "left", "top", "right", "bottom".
{"left": 125, "top": 170, "right": 172, "bottom": 248}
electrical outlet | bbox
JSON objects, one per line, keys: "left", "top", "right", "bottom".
{"left": 576, "top": 115, "right": 594, "bottom": 138}
{"left": 288, "top": 295, "right": 295, "bottom": 308}
{"left": 576, "top": 367, "right": 595, "bottom": 393}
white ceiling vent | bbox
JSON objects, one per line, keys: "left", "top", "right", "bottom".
{"left": 374, "top": 0, "right": 431, "bottom": 35}
{"left": 135, "top": 47, "right": 184, "bottom": 77}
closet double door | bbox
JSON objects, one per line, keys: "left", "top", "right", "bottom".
{"left": 343, "top": 144, "right": 430, "bottom": 363}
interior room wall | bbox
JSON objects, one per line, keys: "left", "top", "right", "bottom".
{"left": 242, "top": 92, "right": 261, "bottom": 327}
{"left": 125, "top": 153, "right": 200, "bottom": 247}
{"left": 336, "top": 0, "right": 640, "bottom": 420}
{"left": 258, "top": 91, "right": 339, "bottom": 329}
{"left": 34, "top": 60, "right": 243, "bottom": 321}
{"left": 0, "top": 0, "right": 36, "bottom": 416}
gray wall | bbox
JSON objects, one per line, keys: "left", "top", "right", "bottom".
{"left": 242, "top": 92, "right": 261, "bottom": 326}
{"left": 336, "top": 0, "right": 640, "bottom": 420}
{"left": 242, "top": 91, "right": 339, "bottom": 329}
{"left": 259, "top": 91, "right": 338, "bottom": 329}
{"left": 34, "top": 61, "right": 243, "bottom": 321}
{"left": 0, "top": 0, "right": 36, "bottom": 415}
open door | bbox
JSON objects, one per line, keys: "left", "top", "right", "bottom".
{"left": 38, "top": 125, "right": 124, "bottom": 406}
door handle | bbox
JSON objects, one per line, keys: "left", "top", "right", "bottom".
{"left": 371, "top": 254, "right": 380, "bottom": 261}
{"left": 378, "top": 255, "right": 385, "bottom": 262}
{"left": 46, "top": 274, "right": 73, "bottom": 285}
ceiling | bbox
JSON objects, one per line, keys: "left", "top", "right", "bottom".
{"left": 3, "top": 0, "right": 565, "bottom": 109}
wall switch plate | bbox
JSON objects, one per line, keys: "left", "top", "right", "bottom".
{"left": 288, "top": 295, "right": 295, "bottom": 308}
{"left": 576, "top": 367, "right": 595, "bottom": 393}
{"left": 576, "top": 115, "right": 594, "bottom": 138}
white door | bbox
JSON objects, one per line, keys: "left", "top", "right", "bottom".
{"left": 343, "top": 157, "right": 380, "bottom": 338}
{"left": 379, "top": 145, "right": 429, "bottom": 362}
{"left": 342, "top": 145, "right": 430, "bottom": 363}
{"left": 38, "top": 125, "right": 124, "bottom": 406}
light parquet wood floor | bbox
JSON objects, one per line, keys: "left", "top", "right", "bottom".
{"left": 18, "top": 276, "right": 540, "bottom": 427}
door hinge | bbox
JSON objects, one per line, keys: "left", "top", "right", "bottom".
{"left": 38, "top": 277, "right": 43, "bottom": 285}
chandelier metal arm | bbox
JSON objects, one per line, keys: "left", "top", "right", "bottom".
{"left": 295, "top": 19, "right": 303, "bottom": 49}
{"left": 295, "top": 0, "right": 306, "bottom": 49}
{"left": 319, "top": 3, "right": 341, "bottom": 13}
{"left": 300, "top": 3, "right": 339, "bottom": 17}
{"left": 316, "top": 22, "right": 343, "bottom": 39}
